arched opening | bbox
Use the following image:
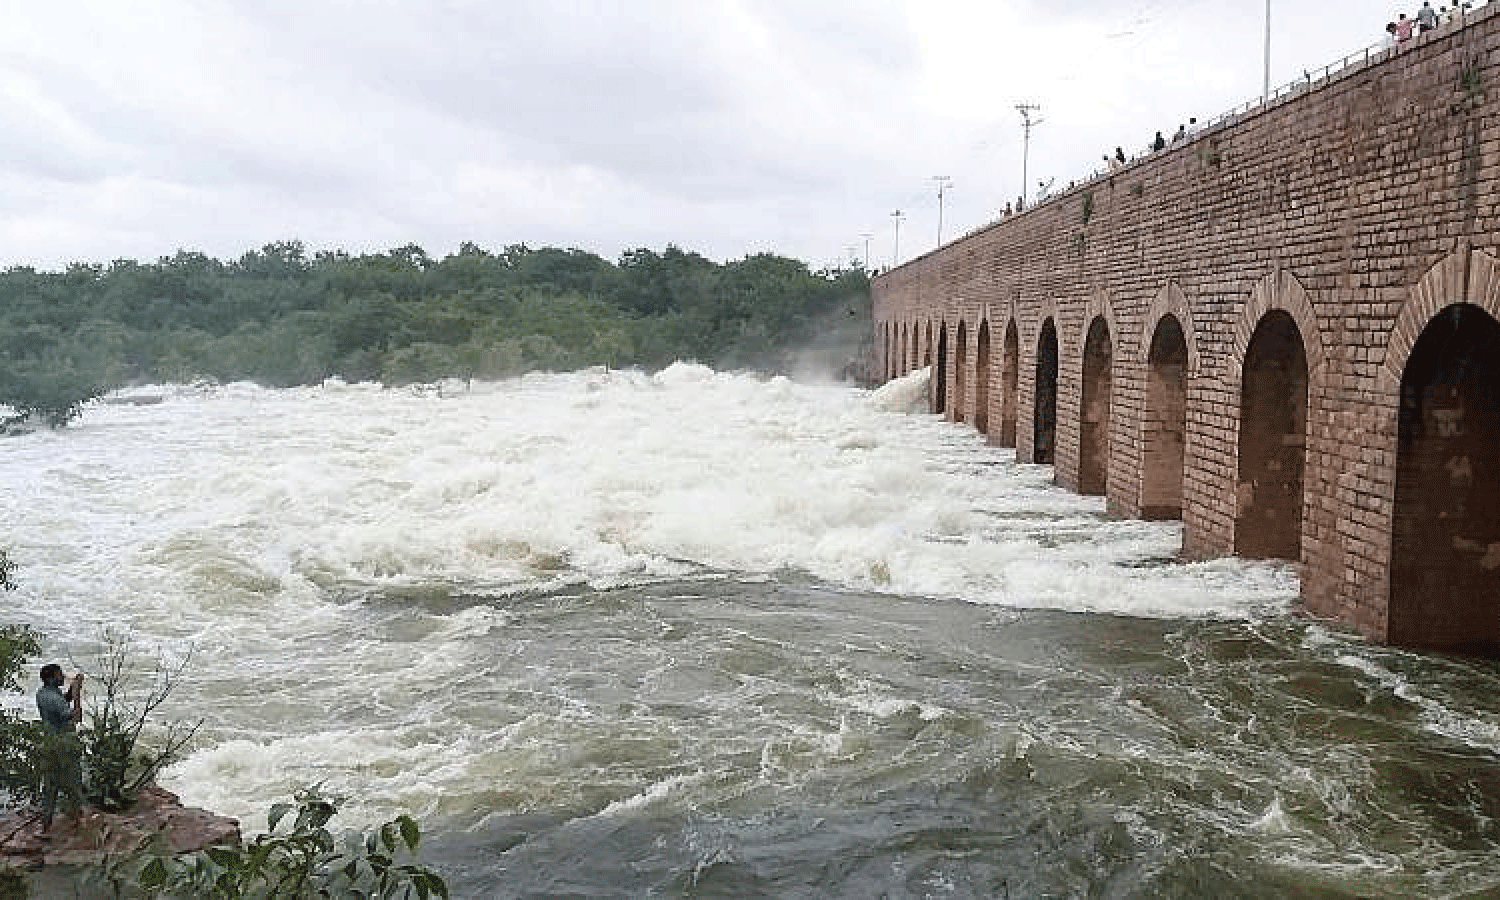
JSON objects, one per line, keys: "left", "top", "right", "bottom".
{"left": 1141, "top": 315, "right": 1188, "bottom": 520}
{"left": 1234, "top": 310, "right": 1308, "bottom": 560}
{"left": 1389, "top": 304, "right": 1500, "bottom": 652}
{"left": 974, "top": 321, "right": 992, "bottom": 434}
{"left": 934, "top": 323, "right": 949, "bottom": 415}
{"left": 898, "top": 325, "right": 909, "bottom": 376}
{"left": 1033, "top": 318, "right": 1059, "bottom": 464}
{"left": 1079, "top": 316, "right": 1112, "bottom": 495}
{"left": 1000, "top": 321, "right": 1019, "bottom": 447}
{"left": 922, "top": 323, "right": 932, "bottom": 371}
{"left": 954, "top": 321, "right": 968, "bottom": 423}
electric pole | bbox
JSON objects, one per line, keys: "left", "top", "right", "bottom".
{"left": 891, "top": 210, "right": 905, "bottom": 266}
{"left": 1016, "top": 103, "right": 1042, "bottom": 209}
{"left": 932, "top": 175, "right": 953, "bottom": 246}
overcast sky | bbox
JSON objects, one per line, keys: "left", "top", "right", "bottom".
{"left": 0, "top": 1, "right": 1412, "bottom": 271}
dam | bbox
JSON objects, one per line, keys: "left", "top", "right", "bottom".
{"left": 872, "top": 8, "right": 1500, "bottom": 653}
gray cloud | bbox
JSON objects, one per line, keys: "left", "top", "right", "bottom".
{"left": 0, "top": 0, "right": 1389, "bottom": 270}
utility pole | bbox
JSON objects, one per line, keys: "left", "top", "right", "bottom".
{"left": 861, "top": 232, "right": 873, "bottom": 270}
{"left": 891, "top": 210, "right": 905, "bottom": 266}
{"left": 932, "top": 175, "right": 953, "bottom": 246}
{"left": 1263, "top": 0, "right": 1272, "bottom": 101}
{"left": 1016, "top": 103, "right": 1042, "bottom": 209}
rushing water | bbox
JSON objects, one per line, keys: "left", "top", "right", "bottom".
{"left": 3, "top": 365, "right": 1500, "bottom": 898}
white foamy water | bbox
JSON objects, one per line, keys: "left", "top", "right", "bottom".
{"left": 0, "top": 365, "right": 1300, "bottom": 833}
{"left": 2, "top": 365, "right": 1293, "bottom": 625}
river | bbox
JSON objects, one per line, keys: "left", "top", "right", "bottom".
{"left": 2, "top": 365, "right": 1498, "bottom": 898}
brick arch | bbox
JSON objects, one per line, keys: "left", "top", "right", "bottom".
{"left": 879, "top": 321, "right": 890, "bottom": 380}
{"left": 1139, "top": 283, "right": 1195, "bottom": 521}
{"left": 980, "top": 298, "right": 1020, "bottom": 347}
{"left": 1012, "top": 300, "right": 1046, "bottom": 461}
{"left": 1229, "top": 268, "right": 1327, "bottom": 386}
{"left": 995, "top": 306, "right": 1022, "bottom": 448}
{"left": 1017, "top": 297, "right": 1062, "bottom": 383}
{"left": 1078, "top": 290, "right": 1120, "bottom": 354}
{"left": 1230, "top": 269, "right": 1323, "bottom": 562}
{"left": 972, "top": 315, "right": 992, "bottom": 434}
{"left": 1375, "top": 243, "right": 1500, "bottom": 649}
{"left": 1069, "top": 292, "right": 1119, "bottom": 424}
{"left": 1140, "top": 281, "right": 1202, "bottom": 376}
{"left": 1032, "top": 297, "right": 1066, "bottom": 358}
{"left": 978, "top": 301, "right": 1014, "bottom": 434}
{"left": 1381, "top": 244, "right": 1500, "bottom": 393}
{"left": 1385, "top": 261, "right": 1500, "bottom": 651}
{"left": 1073, "top": 291, "right": 1118, "bottom": 495}
{"left": 1025, "top": 298, "right": 1064, "bottom": 465}
{"left": 953, "top": 316, "right": 970, "bottom": 422}
{"left": 934, "top": 318, "right": 951, "bottom": 415}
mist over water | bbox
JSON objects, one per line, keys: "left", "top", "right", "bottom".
{"left": 3, "top": 366, "right": 1499, "bottom": 898}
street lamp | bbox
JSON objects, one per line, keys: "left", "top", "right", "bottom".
{"left": 1016, "top": 103, "right": 1041, "bottom": 208}
{"left": 933, "top": 175, "right": 952, "bottom": 245}
{"left": 1263, "top": 0, "right": 1272, "bottom": 101}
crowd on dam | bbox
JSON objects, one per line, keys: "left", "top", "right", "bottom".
{"left": 985, "top": 0, "right": 1495, "bottom": 226}
{"left": 1387, "top": 1, "right": 1483, "bottom": 45}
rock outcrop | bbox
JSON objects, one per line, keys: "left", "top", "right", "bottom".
{"left": 0, "top": 785, "right": 239, "bottom": 870}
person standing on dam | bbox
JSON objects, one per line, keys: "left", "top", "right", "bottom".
{"left": 1395, "top": 13, "right": 1415, "bottom": 42}
{"left": 1418, "top": 1, "right": 1439, "bottom": 30}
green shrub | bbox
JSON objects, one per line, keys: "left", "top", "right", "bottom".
{"left": 0, "top": 623, "right": 43, "bottom": 806}
{"left": 77, "top": 629, "right": 202, "bottom": 812}
{"left": 91, "top": 786, "right": 448, "bottom": 899}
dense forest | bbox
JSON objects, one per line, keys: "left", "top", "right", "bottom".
{"left": 0, "top": 240, "right": 872, "bottom": 426}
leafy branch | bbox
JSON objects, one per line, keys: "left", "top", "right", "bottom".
{"left": 79, "top": 628, "right": 203, "bottom": 811}
{"left": 92, "top": 786, "right": 449, "bottom": 899}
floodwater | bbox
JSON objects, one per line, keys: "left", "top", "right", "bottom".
{"left": 2, "top": 365, "right": 1498, "bottom": 898}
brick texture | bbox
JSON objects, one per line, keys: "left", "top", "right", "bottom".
{"left": 872, "top": 10, "right": 1500, "bottom": 650}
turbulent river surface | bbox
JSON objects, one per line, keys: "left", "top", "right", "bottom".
{"left": 4, "top": 365, "right": 1500, "bottom": 899}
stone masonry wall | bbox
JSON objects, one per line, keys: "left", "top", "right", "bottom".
{"left": 872, "top": 7, "right": 1500, "bottom": 646}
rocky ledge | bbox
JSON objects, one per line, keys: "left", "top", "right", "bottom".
{"left": 0, "top": 785, "right": 240, "bottom": 870}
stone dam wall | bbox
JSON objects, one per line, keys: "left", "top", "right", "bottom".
{"left": 872, "top": 8, "right": 1500, "bottom": 652}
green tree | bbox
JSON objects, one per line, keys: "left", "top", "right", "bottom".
{"left": 0, "top": 556, "right": 42, "bottom": 808}
{"left": 0, "top": 345, "right": 113, "bottom": 428}
{"left": 0, "top": 240, "right": 874, "bottom": 399}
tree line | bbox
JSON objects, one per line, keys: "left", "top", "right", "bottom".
{"left": 0, "top": 241, "right": 872, "bottom": 425}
